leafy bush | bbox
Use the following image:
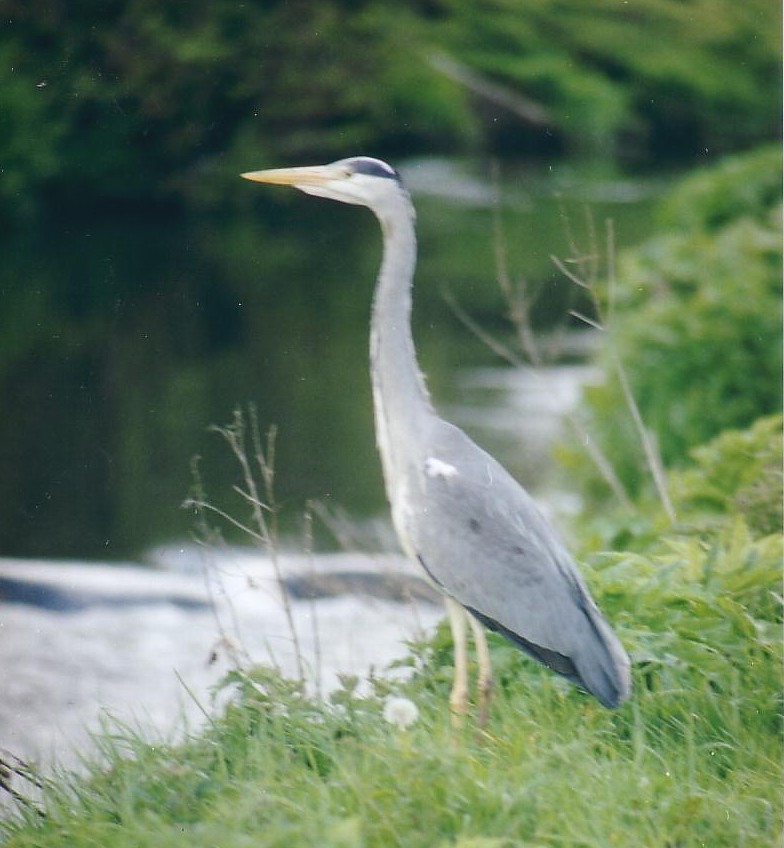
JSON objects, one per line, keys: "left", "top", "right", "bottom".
{"left": 564, "top": 146, "right": 782, "bottom": 503}
{"left": 591, "top": 521, "right": 782, "bottom": 706}
{"left": 1, "top": 0, "right": 470, "bottom": 215}
{"left": 434, "top": 0, "right": 780, "bottom": 157}
{"left": 2, "top": 0, "right": 780, "bottom": 216}
{"left": 657, "top": 144, "right": 784, "bottom": 233}
{"left": 672, "top": 414, "right": 783, "bottom": 538}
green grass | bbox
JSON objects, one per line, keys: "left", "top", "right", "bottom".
{"left": 2, "top": 508, "right": 781, "bottom": 847}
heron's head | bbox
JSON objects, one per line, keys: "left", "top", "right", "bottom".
{"left": 241, "top": 156, "right": 408, "bottom": 217}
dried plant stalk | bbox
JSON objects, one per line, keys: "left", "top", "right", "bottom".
{"left": 186, "top": 407, "right": 305, "bottom": 681}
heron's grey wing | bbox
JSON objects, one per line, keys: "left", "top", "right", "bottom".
{"left": 408, "top": 420, "right": 630, "bottom": 707}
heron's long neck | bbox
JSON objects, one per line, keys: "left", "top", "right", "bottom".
{"left": 370, "top": 198, "right": 433, "bottom": 483}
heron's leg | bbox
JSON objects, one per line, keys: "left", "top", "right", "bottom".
{"left": 445, "top": 597, "right": 469, "bottom": 725}
{"left": 468, "top": 615, "right": 493, "bottom": 728}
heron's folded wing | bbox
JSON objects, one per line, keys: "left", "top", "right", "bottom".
{"left": 410, "top": 421, "right": 598, "bottom": 658}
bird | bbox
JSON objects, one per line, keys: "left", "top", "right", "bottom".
{"left": 241, "top": 156, "right": 631, "bottom": 722}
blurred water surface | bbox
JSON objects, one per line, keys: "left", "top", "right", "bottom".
{"left": 0, "top": 159, "right": 665, "bottom": 559}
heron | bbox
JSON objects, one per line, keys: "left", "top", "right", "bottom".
{"left": 241, "top": 156, "right": 631, "bottom": 722}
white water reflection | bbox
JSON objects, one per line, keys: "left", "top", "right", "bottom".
{"left": 0, "top": 550, "right": 442, "bottom": 772}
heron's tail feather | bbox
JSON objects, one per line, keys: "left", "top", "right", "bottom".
{"left": 569, "top": 596, "right": 631, "bottom": 708}
{"left": 467, "top": 601, "right": 631, "bottom": 708}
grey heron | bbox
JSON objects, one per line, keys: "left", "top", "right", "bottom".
{"left": 241, "top": 156, "right": 631, "bottom": 721}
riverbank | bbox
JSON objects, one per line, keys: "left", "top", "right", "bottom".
{"left": 0, "top": 550, "right": 442, "bottom": 770}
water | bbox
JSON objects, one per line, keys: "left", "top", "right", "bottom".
{"left": 0, "top": 549, "right": 445, "bottom": 769}
{"left": 0, "top": 159, "right": 663, "bottom": 560}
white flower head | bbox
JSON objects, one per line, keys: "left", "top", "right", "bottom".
{"left": 383, "top": 696, "right": 419, "bottom": 730}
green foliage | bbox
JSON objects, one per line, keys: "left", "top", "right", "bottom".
{"left": 672, "top": 415, "right": 783, "bottom": 537}
{"left": 562, "top": 413, "right": 783, "bottom": 562}
{"left": 592, "top": 521, "right": 782, "bottom": 702}
{"left": 562, "top": 146, "right": 782, "bottom": 503}
{"left": 1, "top": 0, "right": 469, "bottom": 214}
{"left": 432, "top": 0, "right": 781, "bottom": 156}
{"left": 2, "top": 0, "right": 780, "bottom": 215}
{"left": 0, "top": 41, "right": 64, "bottom": 220}
{"left": 657, "top": 145, "right": 784, "bottom": 233}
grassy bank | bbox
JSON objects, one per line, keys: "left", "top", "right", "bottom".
{"left": 2, "top": 428, "right": 781, "bottom": 846}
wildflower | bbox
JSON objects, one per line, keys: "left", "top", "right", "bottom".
{"left": 383, "top": 696, "right": 419, "bottom": 730}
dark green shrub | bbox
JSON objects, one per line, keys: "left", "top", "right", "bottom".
{"left": 2, "top": 0, "right": 779, "bottom": 215}
{"left": 671, "top": 414, "right": 783, "bottom": 538}
{"left": 565, "top": 147, "right": 781, "bottom": 503}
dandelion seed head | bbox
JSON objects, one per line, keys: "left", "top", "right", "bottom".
{"left": 383, "top": 696, "right": 419, "bottom": 729}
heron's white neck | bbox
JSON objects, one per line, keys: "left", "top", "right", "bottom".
{"left": 370, "top": 193, "right": 433, "bottom": 492}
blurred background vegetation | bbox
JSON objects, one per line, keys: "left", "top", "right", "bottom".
{"left": 0, "top": 0, "right": 780, "bottom": 559}
{"left": 558, "top": 145, "right": 782, "bottom": 511}
{"left": 2, "top": 0, "right": 780, "bottom": 219}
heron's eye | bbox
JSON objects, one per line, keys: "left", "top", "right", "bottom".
{"left": 341, "top": 167, "right": 354, "bottom": 179}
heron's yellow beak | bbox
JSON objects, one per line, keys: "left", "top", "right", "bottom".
{"left": 240, "top": 164, "right": 342, "bottom": 187}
